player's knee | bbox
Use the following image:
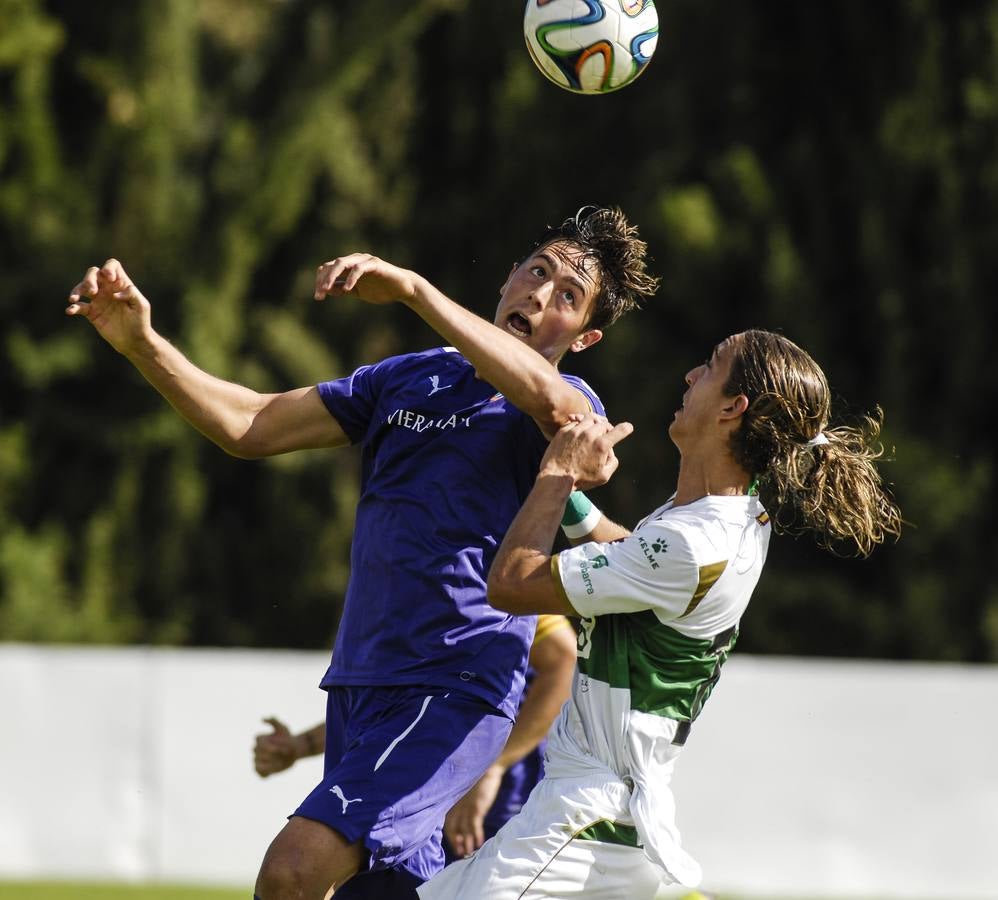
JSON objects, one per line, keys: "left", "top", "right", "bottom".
{"left": 255, "top": 827, "right": 359, "bottom": 899}
{"left": 256, "top": 854, "right": 343, "bottom": 900}
{"left": 255, "top": 851, "right": 315, "bottom": 900}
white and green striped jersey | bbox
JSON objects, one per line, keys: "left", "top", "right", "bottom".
{"left": 548, "top": 493, "right": 770, "bottom": 881}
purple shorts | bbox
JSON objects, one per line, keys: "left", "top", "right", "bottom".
{"left": 294, "top": 684, "right": 512, "bottom": 884}
{"left": 441, "top": 741, "right": 545, "bottom": 865}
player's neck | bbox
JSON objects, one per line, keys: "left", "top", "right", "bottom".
{"left": 672, "top": 457, "right": 752, "bottom": 507}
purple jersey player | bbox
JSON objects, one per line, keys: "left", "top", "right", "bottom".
{"left": 252, "top": 615, "right": 577, "bottom": 864}
{"left": 66, "top": 206, "right": 658, "bottom": 899}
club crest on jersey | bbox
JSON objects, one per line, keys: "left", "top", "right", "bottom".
{"left": 386, "top": 408, "right": 471, "bottom": 432}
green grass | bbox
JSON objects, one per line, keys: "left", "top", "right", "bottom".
{"left": 0, "top": 883, "right": 248, "bottom": 900}
{"left": 0, "top": 882, "right": 895, "bottom": 900}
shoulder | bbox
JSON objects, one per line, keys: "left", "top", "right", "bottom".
{"left": 646, "top": 496, "right": 768, "bottom": 559}
{"left": 383, "top": 346, "right": 467, "bottom": 369}
{"left": 356, "top": 346, "right": 472, "bottom": 382}
{"left": 557, "top": 372, "right": 603, "bottom": 414}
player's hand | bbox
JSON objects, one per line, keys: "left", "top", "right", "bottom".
{"left": 66, "top": 259, "right": 153, "bottom": 356}
{"left": 541, "top": 412, "right": 633, "bottom": 490}
{"left": 253, "top": 717, "right": 299, "bottom": 777}
{"left": 444, "top": 764, "right": 504, "bottom": 858}
{"left": 313, "top": 253, "right": 418, "bottom": 306}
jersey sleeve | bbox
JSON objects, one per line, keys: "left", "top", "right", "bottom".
{"left": 560, "top": 373, "right": 605, "bottom": 416}
{"left": 552, "top": 520, "right": 701, "bottom": 621}
{"left": 531, "top": 613, "right": 573, "bottom": 647}
{"left": 316, "top": 358, "right": 392, "bottom": 444}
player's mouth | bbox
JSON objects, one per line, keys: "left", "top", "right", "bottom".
{"left": 506, "top": 312, "right": 533, "bottom": 337}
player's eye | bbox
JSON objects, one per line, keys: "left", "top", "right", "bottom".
{"left": 562, "top": 290, "right": 576, "bottom": 306}
{"left": 531, "top": 265, "right": 546, "bottom": 278}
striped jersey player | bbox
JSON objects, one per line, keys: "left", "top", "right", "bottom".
{"left": 421, "top": 329, "right": 902, "bottom": 898}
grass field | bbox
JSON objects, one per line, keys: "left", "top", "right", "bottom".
{"left": 0, "top": 883, "right": 745, "bottom": 900}
{"left": 0, "top": 885, "right": 736, "bottom": 900}
{"left": 0, "top": 882, "right": 888, "bottom": 900}
{"left": 0, "top": 885, "right": 764, "bottom": 900}
{"left": 0, "top": 883, "right": 248, "bottom": 900}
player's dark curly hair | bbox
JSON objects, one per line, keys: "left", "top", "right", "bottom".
{"left": 526, "top": 205, "right": 659, "bottom": 331}
{"left": 726, "top": 329, "right": 903, "bottom": 557}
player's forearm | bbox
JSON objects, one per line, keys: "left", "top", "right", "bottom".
{"left": 404, "top": 277, "right": 584, "bottom": 430}
{"left": 489, "top": 473, "right": 576, "bottom": 616}
{"left": 562, "top": 490, "right": 631, "bottom": 546}
{"left": 574, "top": 516, "right": 631, "bottom": 545}
{"left": 125, "top": 332, "right": 273, "bottom": 457}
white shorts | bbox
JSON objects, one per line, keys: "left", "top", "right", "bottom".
{"left": 416, "top": 772, "right": 668, "bottom": 900}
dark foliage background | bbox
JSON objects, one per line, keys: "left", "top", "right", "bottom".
{"left": 2, "top": 0, "right": 995, "bottom": 661}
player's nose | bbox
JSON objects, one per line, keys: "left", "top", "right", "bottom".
{"left": 529, "top": 281, "right": 553, "bottom": 309}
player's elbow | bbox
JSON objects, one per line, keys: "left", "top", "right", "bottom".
{"left": 487, "top": 565, "right": 525, "bottom": 615}
{"left": 527, "top": 378, "right": 586, "bottom": 435}
{"left": 221, "top": 433, "right": 268, "bottom": 460}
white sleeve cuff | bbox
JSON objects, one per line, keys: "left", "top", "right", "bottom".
{"left": 561, "top": 504, "right": 603, "bottom": 539}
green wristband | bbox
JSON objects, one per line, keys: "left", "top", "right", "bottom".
{"left": 561, "top": 491, "right": 593, "bottom": 526}
{"left": 561, "top": 491, "right": 602, "bottom": 539}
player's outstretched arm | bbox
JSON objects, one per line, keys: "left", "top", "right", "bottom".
{"left": 444, "top": 618, "right": 576, "bottom": 857}
{"left": 253, "top": 717, "right": 325, "bottom": 777}
{"left": 314, "top": 254, "right": 591, "bottom": 437}
{"left": 67, "top": 260, "right": 349, "bottom": 458}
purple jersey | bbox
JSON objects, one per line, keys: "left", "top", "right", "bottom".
{"left": 317, "top": 347, "right": 603, "bottom": 718}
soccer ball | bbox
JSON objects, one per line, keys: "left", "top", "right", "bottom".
{"left": 523, "top": 0, "right": 659, "bottom": 95}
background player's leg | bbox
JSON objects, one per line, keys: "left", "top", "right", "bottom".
{"left": 255, "top": 814, "right": 366, "bottom": 899}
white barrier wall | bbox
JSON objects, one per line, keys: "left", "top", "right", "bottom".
{"left": 1, "top": 644, "right": 996, "bottom": 899}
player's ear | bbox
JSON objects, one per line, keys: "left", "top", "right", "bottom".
{"left": 569, "top": 328, "right": 603, "bottom": 354}
{"left": 500, "top": 263, "right": 518, "bottom": 295}
{"left": 720, "top": 393, "right": 749, "bottom": 420}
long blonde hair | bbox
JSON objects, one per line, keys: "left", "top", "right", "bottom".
{"left": 726, "top": 329, "right": 902, "bottom": 557}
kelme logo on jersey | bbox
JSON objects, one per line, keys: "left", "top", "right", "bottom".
{"left": 386, "top": 408, "right": 471, "bottom": 432}
{"left": 591, "top": 555, "right": 608, "bottom": 568}
{"left": 637, "top": 535, "right": 668, "bottom": 569}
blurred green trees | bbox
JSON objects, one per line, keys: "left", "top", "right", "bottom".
{"left": 1, "top": 0, "right": 996, "bottom": 660}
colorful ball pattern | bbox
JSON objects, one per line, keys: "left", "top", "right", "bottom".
{"left": 523, "top": 0, "right": 659, "bottom": 95}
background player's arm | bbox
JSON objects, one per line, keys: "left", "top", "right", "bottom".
{"left": 444, "top": 619, "right": 576, "bottom": 858}
{"left": 492, "top": 619, "right": 576, "bottom": 771}
{"left": 67, "top": 260, "right": 349, "bottom": 457}
{"left": 314, "top": 254, "right": 593, "bottom": 437}
{"left": 253, "top": 717, "right": 325, "bottom": 777}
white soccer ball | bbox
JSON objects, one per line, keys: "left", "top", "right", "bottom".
{"left": 523, "top": 0, "right": 659, "bottom": 95}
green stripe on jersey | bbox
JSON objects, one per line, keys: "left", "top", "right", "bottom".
{"left": 577, "top": 610, "right": 738, "bottom": 722}
{"left": 576, "top": 819, "right": 641, "bottom": 848}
